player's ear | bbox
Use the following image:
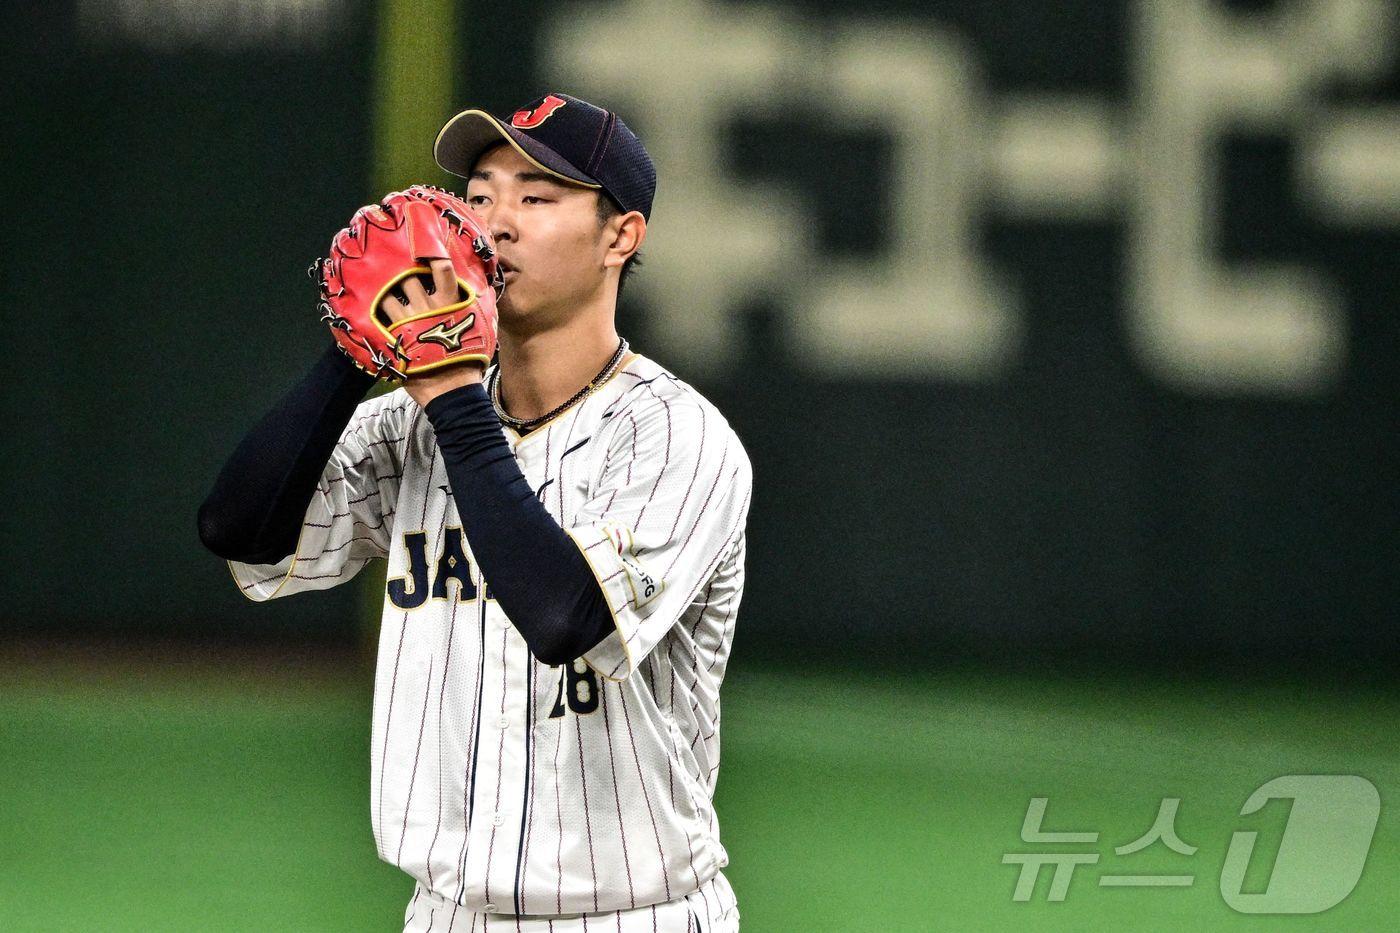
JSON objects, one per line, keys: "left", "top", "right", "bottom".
{"left": 603, "top": 212, "right": 646, "bottom": 270}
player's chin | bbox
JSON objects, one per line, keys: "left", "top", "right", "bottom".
{"left": 495, "top": 284, "right": 574, "bottom": 332}
{"left": 495, "top": 292, "right": 528, "bottom": 323}
{"left": 496, "top": 300, "right": 548, "bottom": 335}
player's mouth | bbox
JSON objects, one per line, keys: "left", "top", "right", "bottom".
{"left": 497, "top": 258, "right": 519, "bottom": 280}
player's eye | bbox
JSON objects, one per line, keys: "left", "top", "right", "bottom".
{"left": 466, "top": 195, "right": 489, "bottom": 206}
{"left": 522, "top": 195, "right": 549, "bottom": 204}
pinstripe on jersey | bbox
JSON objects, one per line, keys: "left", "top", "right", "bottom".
{"left": 227, "top": 353, "right": 752, "bottom": 920}
{"left": 401, "top": 868, "right": 740, "bottom": 931}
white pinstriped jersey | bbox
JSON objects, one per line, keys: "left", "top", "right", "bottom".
{"left": 227, "top": 352, "right": 752, "bottom": 921}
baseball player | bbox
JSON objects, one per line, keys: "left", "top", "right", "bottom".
{"left": 198, "top": 93, "right": 751, "bottom": 931}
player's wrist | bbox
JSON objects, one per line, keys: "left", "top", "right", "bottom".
{"left": 405, "top": 361, "right": 486, "bottom": 408}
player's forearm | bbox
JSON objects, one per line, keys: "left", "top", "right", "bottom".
{"left": 197, "top": 342, "right": 375, "bottom": 563}
{"left": 423, "top": 382, "right": 614, "bottom": 665}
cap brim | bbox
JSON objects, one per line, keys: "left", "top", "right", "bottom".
{"left": 433, "top": 109, "right": 602, "bottom": 190}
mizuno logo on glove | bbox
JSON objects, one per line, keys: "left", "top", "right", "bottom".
{"left": 418, "top": 313, "right": 477, "bottom": 351}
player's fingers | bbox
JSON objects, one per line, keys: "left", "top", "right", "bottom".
{"left": 380, "top": 294, "right": 406, "bottom": 324}
{"left": 402, "top": 274, "right": 432, "bottom": 311}
{"left": 429, "top": 259, "right": 459, "bottom": 306}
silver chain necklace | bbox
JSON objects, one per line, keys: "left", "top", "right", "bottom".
{"left": 489, "top": 337, "right": 629, "bottom": 432}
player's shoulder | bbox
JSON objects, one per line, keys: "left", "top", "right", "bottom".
{"left": 341, "top": 385, "right": 420, "bottom": 440}
{"left": 610, "top": 353, "right": 721, "bottom": 423}
{"left": 610, "top": 354, "right": 752, "bottom": 475}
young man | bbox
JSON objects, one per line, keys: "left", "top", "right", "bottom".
{"left": 197, "top": 93, "right": 752, "bottom": 931}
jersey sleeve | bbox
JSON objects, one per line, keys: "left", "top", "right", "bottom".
{"left": 226, "top": 390, "right": 414, "bottom": 602}
{"left": 564, "top": 395, "right": 753, "bottom": 681}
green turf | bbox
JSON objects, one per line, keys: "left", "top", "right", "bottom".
{"left": 2, "top": 664, "right": 1395, "bottom": 930}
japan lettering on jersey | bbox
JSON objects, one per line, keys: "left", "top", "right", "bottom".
{"left": 226, "top": 352, "right": 753, "bottom": 919}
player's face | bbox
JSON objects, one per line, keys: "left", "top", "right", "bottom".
{"left": 465, "top": 143, "right": 613, "bottom": 329}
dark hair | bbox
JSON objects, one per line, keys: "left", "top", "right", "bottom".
{"left": 596, "top": 192, "right": 642, "bottom": 297}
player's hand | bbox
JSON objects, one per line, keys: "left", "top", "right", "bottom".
{"left": 380, "top": 257, "right": 463, "bottom": 323}
{"left": 384, "top": 258, "right": 487, "bottom": 408}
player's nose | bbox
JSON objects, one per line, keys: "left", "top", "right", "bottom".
{"left": 470, "top": 202, "right": 515, "bottom": 244}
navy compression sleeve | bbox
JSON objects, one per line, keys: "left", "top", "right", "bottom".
{"left": 423, "top": 382, "right": 615, "bottom": 666}
{"left": 197, "top": 343, "right": 376, "bottom": 564}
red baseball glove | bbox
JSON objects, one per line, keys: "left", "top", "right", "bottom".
{"left": 311, "top": 185, "right": 504, "bottom": 381}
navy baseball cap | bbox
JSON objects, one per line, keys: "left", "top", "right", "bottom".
{"left": 434, "top": 93, "right": 656, "bottom": 221}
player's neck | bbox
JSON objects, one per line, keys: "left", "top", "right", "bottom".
{"left": 495, "top": 316, "right": 623, "bottom": 425}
